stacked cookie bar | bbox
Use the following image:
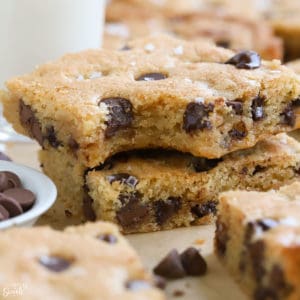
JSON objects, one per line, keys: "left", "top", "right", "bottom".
{"left": 215, "top": 181, "right": 300, "bottom": 299}
{"left": 2, "top": 35, "right": 300, "bottom": 233}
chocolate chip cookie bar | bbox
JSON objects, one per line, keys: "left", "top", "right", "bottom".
{"left": 39, "top": 134, "right": 300, "bottom": 233}
{"left": 0, "top": 222, "right": 164, "bottom": 300}
{"left": 2, "top": 35, "right": 300, "bottom": 167}
{"left": 215, "top": 181, "right": 300, "bottom": 300}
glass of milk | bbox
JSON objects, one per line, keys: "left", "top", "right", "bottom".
{"left": 0, "top": 0, "right": 106, "bottom": 142}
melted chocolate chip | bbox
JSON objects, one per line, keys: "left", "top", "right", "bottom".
{"left": 136, "top": 73, "right": 167, "bottom": 81}
{"left": 0, "top": 152, "right": 11, "bottom": 161}
{"left": 82, "top": 194, "right": 96, "bottom": 221}
{"left": 280, "top": 104, "right": 295, "bottom": 127}
{"left": 225, "top": 50, "right": 261, "bottom": 69}
{"left": 269, "top": 265, "right": 293, "bottom": 297}
{"left": 183, "top": 102, "right": 214, "bottom": 133}
{"left": 68, "top": 138, "right": 79, "bottom": 153}
{"left": 19, "top": 100, "right": 43, "bottom": 145}
{"left": 256, "top": 219, "right": 279, "bottom": 231}
{"left": 45, "top": 126, "right": 62, "bottom": 148}
{"left": 97, "top": 233, "right": 118, "bottom": 244}
{"left": 192, "top": 157, "right": 221, "bottom": 172}
{"left": 3, "top": 188, "right": 35, "bottom": 211}
{"left": 226, "top": 101, "right": 243, "bottom": 115}
{"left": 99, "top": 97, "right": 133, "bottom": 138}
{"left": 106, "top": 173, "right": 138, "bottom": 188}
{"left": 116, "top": 192, "right": 148, "bottom": 228}
{"left": 254, "top": 287, "right": 277, "bottom": 300}
{"left": 249, "top": 240, "right": 266, "bottom": 283}
{"left": 292, "top": 97, "right": 300, "bottom": 107}
{"left": 154, "top": 197, "right": 181, "bottom": 226}
{"left": 126, "top": 280, "right": 152, "bottom": 291}
{"left": 252, "top": 165, "right": 267, "bottom": 176}
{"left": 153, "top": 249, "right": 186, "bottom": 279}
{"left": 216, "top": 40, "right": 230, "bottom": 49}
{"left": 251, "top": 96, "right": 265, "bottom": 121}
{"left": 229, "top": 121, "right": 248, "bottom": 140}
{"left": 215, "top": 219, "right": 229, "bottom": 256}
{"left": 39, "top": 255, "right": 72, "bottom": 272}
{"left": 180, "top": 247, "right": 207, "bottom": 276}
{"left": 191, "top": 201, "right": 217, "bottom": 219}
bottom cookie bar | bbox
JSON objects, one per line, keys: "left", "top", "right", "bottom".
{"left": 0, "top": 222, "right": 164, "bottom": 300}
{"left": 39, "top": 134, "right": 300, "bottom": 233}
{"left": 215, "top": 182, "right": 300, "bottom": 300}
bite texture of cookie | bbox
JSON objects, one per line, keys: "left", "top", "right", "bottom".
{"left": 215, "top": 181, "right": 300, "bottom": 300}
{"left": 2, "top": 35, "right": 300, "bottom": 167}
{"left": 0, "top": 222, "right": 165, "bottom": 300}
{"left": 38, "top": 134, "right": 300, "bottom": 233}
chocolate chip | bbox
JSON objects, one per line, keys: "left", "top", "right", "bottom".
{"left": 183, "top": 102, "right": 214, "bottom": 133}
{"left": 136, "top": 73, "right": 167, "bottom": 81}
{"left": 19, "top": 100, "right": 43, "bottom": 146}
{"left": 68, "top": 138, "right": 79, "bottom": 153}
{"left": 120, "top": 45, "right": 131, "bottom": 51}
{"left": 153, "top": 275, "right": 167, "bottom": 290}
{"left": 97, "top": 233, "right": 118, "bottom": 244}
{"left": 3, "top": 188, "right": 35, "bottom": 211}
{"left": 39, "top": 255, "right": 72, "bottom": 272}
{"left": 153, "top": 249, "right": 186, "bottom": 279}
{"left": 280, "top": 104, "right": 295, "bottom": 127}
{"left": 0, "top": 152, "right": 11, "bottom": 161}
{"left": 106, "top": 173, "right": 138, "bottom": 188}
{"left": 45, "top": 126, "right": 62, "bottom": 148}
{"left": 99, "top": 97, "right": 133, "bottom": 138}
{"left": 126, "top": 280, "right": 152, "bottom": 291}
{"left": 229, "top": 121, "right": 248, "bottom": 140}
{"left": 254, "top": 287, "right": 277, "bottom": 300}
{"left": 270, "top": 265, "right": 290, "bottom": 293}
{"left": 0, "top": 205, "right": 9, "bottom": 221}
{"left": 215, "top": 219, "right": 229, "bottom": 256}
{"left": 0, "top": 173, "right": 9, "bottom": 192}
{"left": 216, "top": 40, "right": 230, "bottom": 49}
{"left": 4, "top": 171, "right": 21, "bottom": 189}
{"left": 173, "top": 290, "right": 185, "bottom": 297}
{"left": 191, "top": 157, "right": 221, "bottom": 172}
{"left": 251, "top": 96, "right": 265, "bottom": 121}
{"left": 226, "top": 101, "right": 243, "bottom": 115}
{"left": 191, "top": 201, "right": 217, "bottom": 218}
{"left": 225, "top": 50, "right": 261, "bottom": 69}
{"left": 256, "top": 219, "right": 279, "bottom": 231}
{"left": 292, "top": 97, "right": 300, "bottom": 107}
{"left": 82, "top": 194, "right": 96, "bottom": 221}
{"left": 64, "top": 210, "right": 73, "bottom": 218}
{"left": 0, "top": 193, "right": 23, "bottom": 217}
{"left": 252, "top": 165, "right": 267, "bottom": 176}
{"left": 249, "top": 240, "right": 266, "bottom": 282}
{"left": 116, "top": 192, "right": 148, "bottom": 228}
{"left": 154, "top": 197, "right": 181, "bottom": 226}
{"left": 180, "top": 247, "right": 207, "bottom": 276}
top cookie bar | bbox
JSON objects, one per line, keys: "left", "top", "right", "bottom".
{"left": 2, "top": 34, "right": 300, "bottom": 167}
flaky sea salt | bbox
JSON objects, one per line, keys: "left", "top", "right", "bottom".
{"left": 173, "top": 45, "right": 183, "bottom": 55}
{"left": 144, "top": 43, "right": 155, "bottom": 52}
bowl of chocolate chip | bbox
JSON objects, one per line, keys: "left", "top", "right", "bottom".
{"left": 0, "top": 160, "right": 57, "bottom": 229}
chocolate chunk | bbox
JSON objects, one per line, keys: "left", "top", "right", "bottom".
{"left": 19, "top": 100, "right": 43, "bottom": 146}
{"left": 153, "top": 275, "right": 167, "bottom": 290}
{"left": 225, "top": 50, "right": 261, "bottom": 69}
{"left": 126, "top": 280, "right": 152, "bottom": 291}
{"left": 0, "top": 152, "right": 11, "bottom": 161}
{"left": 68, "top": 138, "right": 79, "bottom": 153}
{"left": 191, "top": 201, "right": 217, "bottom": 218}
{"left": 154, "top": 197, "right": 181, "bottom": 226}
{"left": 99, "top": 97, "right": 133, "bottom": 138}
{"left": 173, "top": 290, "right": 185, "bottom": 297}
{"left": 45, "top": 126, "right": 62, "bottom": 148}
{"left": 251, "top": 96, "right": 265, "bottom": 121}
{"left": 216, "top": 40, "right": 230, "bottom": 49}
{"left": 116, "top": 192, "right": 148, "bottom": 228}
{"left": 269, "top": 265, "right": 293, "bottom": 297}
{"left": 3, "top": 188, "right": 36, "bottom": 211}
{"left": 97, "top": 233, "right": 118, "bottom": 244}
{"left": 180, "top": 247, "right": 207, "bottom": 276}
{"left": 249, "top": 240, "right": 266, "bottom": 282}
{"left": 252, "top": 165, "right": 267, "bottom": 175}
{"left": 228, "top": 121, "right": 248, "bottom": 140}
{"left": 0, "top": 205, "right": 9, "bottom": 221}
{"left": 226, "top": 100, "right": 243, "bottom": 115}
{"left": 215, "top": 219, "right": 229, "bottom": 256}
{"left": 292, "top": 97, "right": 300, "bottom": 107}
{"left": 280, "top": 104, "right": 295, "bottom": 127}
{"left": 106, "top": 173, "right": 138, "bottom": 188}
{"left": 0, "top": 193, "right": 23, "bottom": 217}
{"left": 183, "top": 102, "right": 214, "bottom": 133}
{"left": 153, "top": 249, "right": 186, "bottom": 279}
{"left": 4, "top": 171, "right": 21, "bottom": 189}
{"left": 39, "top": 255, "right": 72, "bottom": 272}
{"left": 64, "top": 210, "right": 73, "bottom": 218}
{"left": 82, "top": 194, "right": 96, "bottom": 221}
{"left": 192, "top": 157, "right": 221, "bottom": 172}
{"left": 136, "top": 73, "right": 167, "bottom": 81}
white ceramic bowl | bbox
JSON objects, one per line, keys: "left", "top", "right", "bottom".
{"left": 0, "top": 160, "right": 57, "bottom": 229}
